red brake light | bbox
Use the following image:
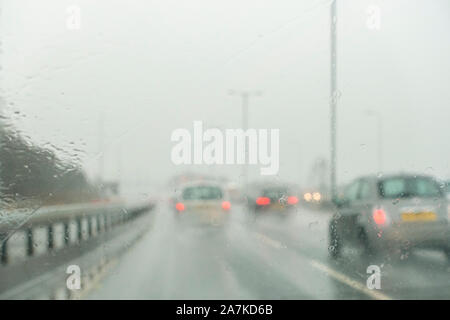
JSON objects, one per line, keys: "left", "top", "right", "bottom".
{"left": 175, "top": 202, "right": 185, "bottom": 211}
{"left": 222, "top": 201, "right": 231, "bottom": 210}
{"left": 373, "top": 208, "right": 386, "bottom": 225}
{"left": 287, "top": 196, "right": 298, "bottom": 205}
{"left": 256, "top": 197, "right": 271, "bottom": 206}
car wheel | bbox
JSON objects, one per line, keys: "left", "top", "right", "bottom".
{"left": 358, "top": 227, "right": 375, "bottom": 257}
{"left": 328, "top": 219, "right": 341, "bottom": 259}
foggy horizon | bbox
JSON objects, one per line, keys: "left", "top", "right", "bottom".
{"left": 1, "top": 0, "right": 449, "bottom": 190}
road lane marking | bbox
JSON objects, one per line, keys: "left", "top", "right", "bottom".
{"left": 309, "top": 259, "right": 392, "bottom": 300}
{"left": 254, "top": 231, "right": 392, "bottom": 300}
{"left": 254, "top": 232, "right": 284, "bottom": 249}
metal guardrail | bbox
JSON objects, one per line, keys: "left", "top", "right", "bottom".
{"left": 0, "top": 201, "right": 154, "bottom": 266}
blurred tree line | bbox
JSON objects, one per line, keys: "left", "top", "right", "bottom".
{"left": 0, "top": 124, "right": 100, "bottom": 207}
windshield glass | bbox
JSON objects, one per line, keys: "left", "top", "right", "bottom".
{"left": 1, "top": 0, "right": 449, "bottom": 302}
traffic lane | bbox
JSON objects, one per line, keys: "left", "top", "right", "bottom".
{"left": 251, "top": 206, "right": 450, "bottom": 299}
{"left": 244, "top": 209, "right": 380, "bottom": 299}
{"left": 87, "top": 204, "right": 362, "bottom": 299}
{"left": 87, "top": 206, "right": 255, "bottom": 299}
{"left": 87, "top": 205, "right": 312, "bottom": 299}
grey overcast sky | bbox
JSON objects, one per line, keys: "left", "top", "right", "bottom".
{"left": 1, "top": 0, "right": 449, "bottom": 193}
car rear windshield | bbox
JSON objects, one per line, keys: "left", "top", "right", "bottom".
{"left": 263, "top": 188, "right": 289, "bottom": 199}
{"left": 378, "top": 177, "right": 442, "bottom": 199}
{"left": 182, "top": 186, "right": 223, "bottom": 200}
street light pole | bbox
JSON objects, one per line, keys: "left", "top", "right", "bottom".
{"left": 98, "top": 111, "right": 105, "bottom": 184}
{"left": 365, "top": 110, "right": 383, "bottom": 173}
{"left": 330, "top": 0, "right": 338, "bottom": 202}
{"left": 228, "top": 90, "right": 261, "bottom": 196}
{"left": 242, "top": 93, "right": 249, "bottom": 191}
{"left": 376, "top": 114, "right": 382, "bottom": 173}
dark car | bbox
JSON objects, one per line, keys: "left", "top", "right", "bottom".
{"left": 246, "top": 183, "right": 299, "bottom": 217}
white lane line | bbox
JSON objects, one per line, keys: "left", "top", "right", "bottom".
{"left": 309, "top": 259, "right": 392, "bottom": 300}
{"left": 254, "top": 231, "right": 392, "bottom": 300}
{"left": 254, "top": 232, "right": 285, "bottom": 249}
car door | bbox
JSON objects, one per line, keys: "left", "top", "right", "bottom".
{"left": 337, "top": 179, "right": 362, "bottom": 242}
{"left": 351, "top": 178, "right": 376, "bottom": 240}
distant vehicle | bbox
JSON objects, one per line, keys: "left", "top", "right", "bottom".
{"left": 172, "top": 181, "right": 231, "bottom": 227}
{"left": 445, "top": 180, "right": 450, "bottom": 200}
{"left": 247, "top": 183, "right": 299, "bottom": 217}
{"left": 303, "top": 191, "right": 322, "bottom": 203}
{"left": 328, "top": 174, "right": 450, "bottom": 261}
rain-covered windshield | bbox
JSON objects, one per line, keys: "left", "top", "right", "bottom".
{"left": 0, "top": 0, "right": 449, "bottom": 302}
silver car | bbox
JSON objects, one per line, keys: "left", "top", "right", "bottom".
{"left": 328, "top": 174, "right": 450, "bottom": 260}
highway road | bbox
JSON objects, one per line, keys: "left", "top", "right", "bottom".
{"left": 86, "top": 204, "right": 450, "bottom": 300}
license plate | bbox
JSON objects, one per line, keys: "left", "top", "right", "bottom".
{"left": 401, "top": 212, "right": 436, "bottom": 222}
{"left": 270, "top": 203, "right": 285, "bottom": 210}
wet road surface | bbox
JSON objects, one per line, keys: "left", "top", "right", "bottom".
{"left": 87, "top": 204, "right": 450, "bottom": 300}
